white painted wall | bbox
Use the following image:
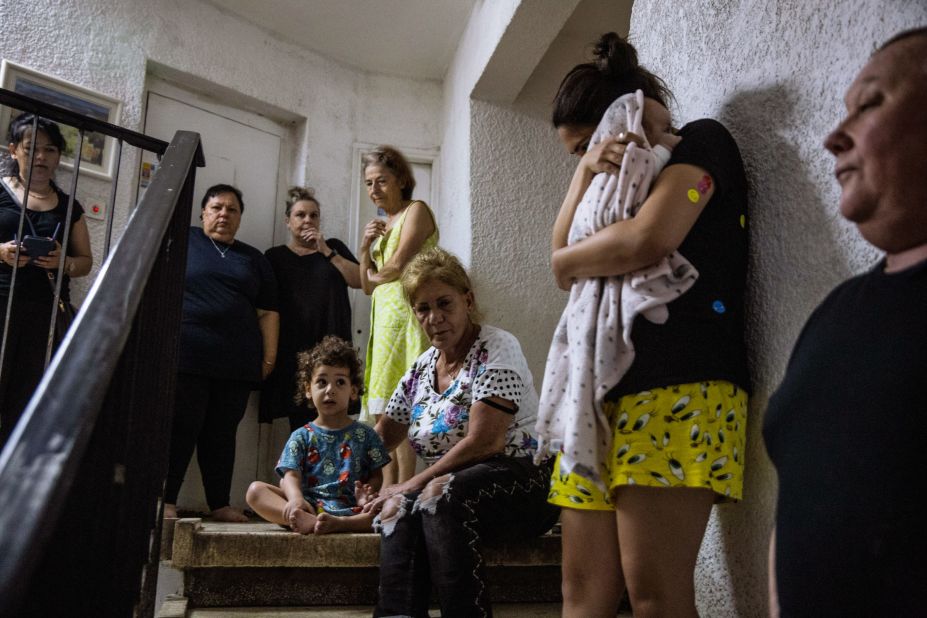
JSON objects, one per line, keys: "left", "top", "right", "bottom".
{"left": 0, "top": 0, "right": 442, "bottom": 295}
{"left": 437, "top": 0, "right": 520, "bottom": 265}
{"left": 629, "top": 2, "right": 927, "bottom": 615}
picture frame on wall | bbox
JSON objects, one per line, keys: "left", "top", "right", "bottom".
{"left": 0, "top": 60, "right": 123, "bottom": 181}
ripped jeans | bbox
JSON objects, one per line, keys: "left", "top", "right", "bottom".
{"left": 373, "top": 455, "right": 558, "bottom": 618}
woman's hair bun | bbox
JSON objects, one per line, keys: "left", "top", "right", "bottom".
{"left": 285, "top": 185, "right": 318, "bottom": 214}
{"left": 593, "top": 32, "right": 639, "bottom": 77}
{"left": 288, "top": 186, "right": 315, "bottom": 202}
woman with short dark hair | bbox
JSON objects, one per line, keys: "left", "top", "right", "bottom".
{"left": 764, "top": 27, "right": 927, "bottom": 617}
{"left": 163, "top": 183, "right": 279, "bottom": 522}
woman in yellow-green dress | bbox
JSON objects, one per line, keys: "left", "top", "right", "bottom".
{"left": 359, "top": 145, "right": 438, "bottom": 487}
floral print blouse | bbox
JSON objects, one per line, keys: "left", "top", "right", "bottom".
{"left": 385, "top": 325, "right": 539, "bottom": 463}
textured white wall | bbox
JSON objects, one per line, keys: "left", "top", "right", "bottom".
{"left": 0, "top": 0, "right": 441, "bottom": 290}
{"left": 469, "top": 100, "right": 572, "bottom": 382}
{"left": 438, "top": 0, "right": 520, "bottom": 265}
{"left": 629, "top": 2, "right": 927, "bottom": 615}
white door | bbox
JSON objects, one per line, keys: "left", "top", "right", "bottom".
{"left": 349, "top": 145, "right": 437, "bottom": 372}
{"left": 142, "top": 80, "right": 286, "bottom": 512}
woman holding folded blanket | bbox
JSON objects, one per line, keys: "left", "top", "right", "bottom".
{"left": 542, "top": 32, "right": 750, "bottom": 617}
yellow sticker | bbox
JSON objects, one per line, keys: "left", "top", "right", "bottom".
{"left": 740, "top": 214, "right": 746, "bottom": 228}
{"left": 687, "top": 189, "right": 699, "bottom": 203}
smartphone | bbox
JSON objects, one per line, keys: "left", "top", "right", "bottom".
{"left": 22, "top": 235, "right": 56, "bottom": 261}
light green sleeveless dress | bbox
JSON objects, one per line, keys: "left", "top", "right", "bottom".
{"left": 363, "top": 201, "right": 438, "bottom": 416}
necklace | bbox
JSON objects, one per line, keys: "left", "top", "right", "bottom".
{"left": 15, "top": 176, "right": 52, "bottom": 199}
{"left": 438, "top": 356, "right": 465, "bottom": 386}
{"left": 440, "top": 356, "right": 465, "bottom": 379}
{"left": 210, "top": 237, "right": 231, "bottom": 258}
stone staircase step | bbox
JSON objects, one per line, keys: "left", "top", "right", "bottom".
{"left": 187, "top": 603, "right": 569, "bottom": 617}
{"left": 168, "top": 518, "right": 563, "bottom": 609}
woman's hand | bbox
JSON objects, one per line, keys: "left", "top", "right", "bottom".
{"left": 0, "top": 240, "right": 29, "bottom": 269}
{"left": 33, "top": 240, "right": 63, "bottom": 270}
{"left": 361, "top": 218, "right": 386, "bottom": 252}
{"left": 579, "top": 131, "right": 645, "bottom": 176}
{"left": 302, "top": 227, "right": 330, "bottom": 255}
{"left": 363, "top": 477, "right": 426, "bottom": 514}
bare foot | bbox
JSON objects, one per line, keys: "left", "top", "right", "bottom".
{"left": 314, "top": 512, "right": 343, "bottom": 534}
{"left": 163, "top": 503, "right": 178, "bottom": 519}
{"left": 290, "top": 509, "right": 317, "bottom": 534}
{"left": 210, "top": 506, "right": 249, "bottom": 523}
{"left": 315, "top": 512, "right": 374, "bottom": 534}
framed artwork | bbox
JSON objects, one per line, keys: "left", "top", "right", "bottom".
{"left": 0, "top": 60, "right": 123, "bottom": 181}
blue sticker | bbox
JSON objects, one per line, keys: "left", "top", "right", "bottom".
{"left": 712, "top": 300, "right": 726, "bottom": 314}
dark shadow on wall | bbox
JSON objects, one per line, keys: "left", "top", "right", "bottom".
{"left": 708, "top": 83, "right": 852, "bottom": 618}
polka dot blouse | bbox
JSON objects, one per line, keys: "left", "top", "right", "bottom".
{"left": 385, "top": 325, "right": 540, "bottom": 463}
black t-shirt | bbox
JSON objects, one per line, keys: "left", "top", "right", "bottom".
{"left": 259, "top": 240, "right": 358, "bottom": 422}
{"left": 179, "top": 228, "right": 278, "bottom": 384}
{"left": 0, "top": 183, "right": 85, "bottom": 302}
{"left": 608, "top": 119, "right": 750, "bottom": 399}
{"left": 763, "top": 258, "right": 927, "bottom": 616}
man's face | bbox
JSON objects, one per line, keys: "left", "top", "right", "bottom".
{"left": 824, "top": 36, "right": 927, "bottom": 253}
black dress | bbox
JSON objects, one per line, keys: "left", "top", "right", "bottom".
{"left": 0, "top": 183, "right": 84, "bottom": 445}
{"left": 259, "top": 239, "right": 358, "bottom": 428}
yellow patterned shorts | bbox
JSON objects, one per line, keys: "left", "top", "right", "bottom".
{"left": 548, "top": 381, "right": 748, "bottom": 510}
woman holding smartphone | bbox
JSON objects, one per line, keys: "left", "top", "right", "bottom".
{"left": 0, "top": 112, "right": 93, "bottom": 447}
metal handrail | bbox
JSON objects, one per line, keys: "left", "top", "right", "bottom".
{"left": 0, "top": 88, "right": 169, "bottom": 155}
{"left": 0, "top": 131, "right": 204, "bottom": 613}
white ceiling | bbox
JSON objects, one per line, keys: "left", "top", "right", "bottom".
{"left": 207, "top": 0, "right": 478, "bottom": 80}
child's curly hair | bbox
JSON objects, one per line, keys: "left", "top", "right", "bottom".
{"left": 293, "top": 336, "right": 365, "bottom": 407}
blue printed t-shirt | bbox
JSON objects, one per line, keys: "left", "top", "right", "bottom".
{"left": 275, "top": 420, "right": 390, "bottom": 516}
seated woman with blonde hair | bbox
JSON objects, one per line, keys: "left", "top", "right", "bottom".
{"left": 365, "top": 247, "right": 558, "bottom": 617}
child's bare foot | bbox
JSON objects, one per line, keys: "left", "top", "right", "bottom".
{"left": 210, "top": 506, "right": 249, "bottom": 523}
{"left": 289, "top": 509, "right": 317, "bottom": 534}
{"left": 314, "top": 512, "right": 344, "bottom": 534}
{"left": 315, "top": 512, "right": 374, "bottom": 534}
{"left": 164, "top": 503, "right": 178, "bottom": 519}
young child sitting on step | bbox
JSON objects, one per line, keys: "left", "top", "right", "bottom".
{"left": 246, "top": 336, "right": 390, "bottom": 534}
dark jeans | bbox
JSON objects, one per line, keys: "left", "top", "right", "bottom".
{"left": 0, "top": 297, "right": 54, "bottom": 448}
{"left": 374, "top": 455, "right": 558, "bottom": 618}
{"left": 164, "top": 373, "right": 251, "bottom": 511}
